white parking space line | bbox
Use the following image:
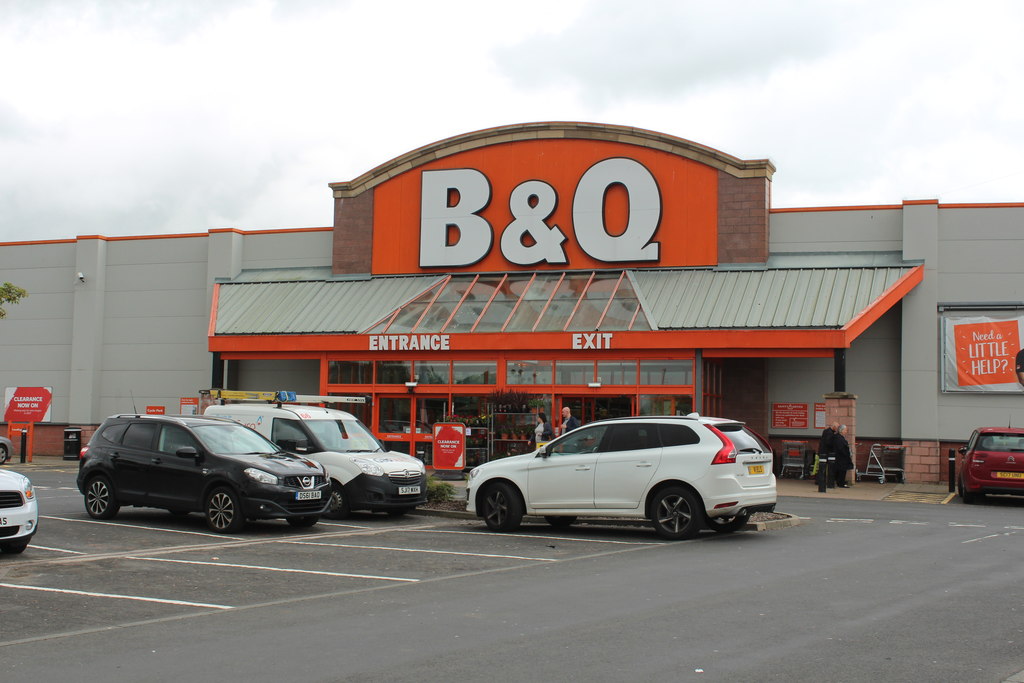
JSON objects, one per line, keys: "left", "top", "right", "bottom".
{"left": 407, "top": 529, "right": 661, "bottom": 545}
{"left": 43, "top": 515, "right": 243, "bottom": 540}
{"left": 316, "top": 521, "right": 372, "bottom": 529}
{"left": 890, "top": 520, "right": 929, "bottom": 525}
{"left": 963, "top": 531, "right": 1018, "bottom": 544}
{"left": 825, "top": 518, "right": 875, "bottom": 523}
{"left": 124, "top": 556, "right": 420, "bottom": 582}
{"left": 283, "top": 540, "right": 557, "bottom": 562}
{"left": 0, "top": 583, "right": 233, "bottom": 610}
{"left": 26, "top": 545, "right": 85, "bottom": 554}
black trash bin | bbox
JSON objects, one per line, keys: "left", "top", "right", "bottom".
{"left": 63, "top": 427, "right": 82, "bottom": 460}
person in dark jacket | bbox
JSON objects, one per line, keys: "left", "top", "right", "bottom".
{"left": 559, "top": 406, "right": 580, "bottom": 435}
{"left": 833, "top": 424, "right": 853, "bottom": 488}
{"left": 816, "top": 421, "right": 839, "bottom": 483}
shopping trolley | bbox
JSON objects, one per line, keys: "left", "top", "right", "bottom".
{"left": 857, "top": 443, "right": 906, "bottom": 484}
{"left": 779, "top": 441, "right": 810, "bottom": 478}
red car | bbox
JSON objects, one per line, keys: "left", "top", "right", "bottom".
{"left": 957, "top": 427, "right": 1024, "bottom": 504}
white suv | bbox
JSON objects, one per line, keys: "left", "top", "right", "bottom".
{"left": 466, "top": 415, "right": 776, "bottom": 540}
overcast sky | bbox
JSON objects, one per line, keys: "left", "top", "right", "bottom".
{"left": 1, "top": 0, "right": 1022, "bottom": 243}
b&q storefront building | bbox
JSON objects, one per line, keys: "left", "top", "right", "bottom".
{"left": 3, "top": 122, "right": 1024, "bottom": 482}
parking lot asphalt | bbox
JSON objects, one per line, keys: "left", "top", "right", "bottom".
{"left": 2, "top": 462, "right": 732, "bottom": 648}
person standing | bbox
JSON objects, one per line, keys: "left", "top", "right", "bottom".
{"left": 531, "top": 412, "right": 553, "bottom": 448}
{"left": 833, "top": 424, "right": 853, "bottom": 488}
{"left": 817, "top": 421, "right": 838, "bottom": 484}
{"left": 560, "top": 406, "right": 580, "bottom": 435}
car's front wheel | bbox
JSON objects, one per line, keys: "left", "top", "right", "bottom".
{"left": 0, "top": 443, "right": 9, "bottom": 464}
{"left": 705, "top": 510, "right": 751, "bottom": 534}
{"left": 323, "top": 481, "right": 351, "bottom": 520}
{"left": 0, "top": 539, "right": 29, "bottom": 554}
{"left": 84, "top": 474, "right": 120, "bottom": 520}
{"left": 287, "top": 515, "right": 319, "bottom": 528}
{"left": 481, "top": 482, "right": 524, "bottom": 532}
{"left": 205, "top": 486, "right": 245, "bottom": 533}
{"left": 650, "top": 486, "right": 701, "bottom": 540}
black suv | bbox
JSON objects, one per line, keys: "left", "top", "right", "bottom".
{"left": 77, "top": 414, "right": 331, "bottom": 533}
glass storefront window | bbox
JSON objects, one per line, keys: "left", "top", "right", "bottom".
{"left": 453, "top": 361, "right": 497, "bottom": 384}
{"left": 414, "top": 361, "right": 450, "bottom": 384}
{"left": 535, "top": 273, "right": 586, "bottom": 331}
{"left": 638, "top": 395, "right": 694, "bottom": 416}
{"left": 376, "top": 360, "right": 412, "bottom": 384}
{"left": 597, "top": 361, "right": 637, "bottom": 385}
{"left": 506, "top": 276, "right": 560, "bottom": 332}
{"left": 639, "top": 360, "right": 692, "bottom": 385}
{"left": 565, "top": 273, "right": 617, "bottom": 331}
{"left": 556, "top": 361, "right": 594, "bottom": 384}
{"left": 329, "top": 360, "right": 373, "bottom": 384}
{"left": 507, "top": 360, "right": 553, "bottom": 385}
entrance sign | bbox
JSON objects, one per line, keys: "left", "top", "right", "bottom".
{"left": 4, "top": 386, "right": 53, "bottom": 423}
{"left": 432, "top": 422, "right": 466, "bottom": 470}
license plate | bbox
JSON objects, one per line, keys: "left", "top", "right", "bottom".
{"left": 295, "top": 490, "right": 322, "bottom": 500}
{"left": 0, "top": 517, "right": 7, "bottom": 526}
{"left": 747, "top": 465, "right": 765, "bottom": 475}
{"left": 994, "top": 471, "right": 1024, "bottom": 479}
{"left": 398, "top": 486, "right": 421, "bottom": 495}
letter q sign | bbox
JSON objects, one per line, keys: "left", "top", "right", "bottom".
{"left": 419, "top": 158, "right": 661, "bottom": 268}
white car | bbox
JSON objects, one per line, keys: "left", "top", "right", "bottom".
{"left": 0, "top": 469, "right": 38, "bottom": 554}
{"left": 466, "top": 415, "right": 777, "bottom": 540}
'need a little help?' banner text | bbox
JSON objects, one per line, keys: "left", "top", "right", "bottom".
{"left": 942, "top": 314, "right": 1024, "bottom": 392}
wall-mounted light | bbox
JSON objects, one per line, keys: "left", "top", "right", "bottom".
{"left": 76, "top": 272, "right": 86, "bottom": 283}
{"left": 587, "top": 381, "right": 602, "bottom": 389}
{"left": 405, "top": 381, "right": 418, "bottom": 393}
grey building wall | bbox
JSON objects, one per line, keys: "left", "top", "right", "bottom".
{"left": 0, "top": 228, "right": 333, "bottom": 425}
{"left": 771, "top": 202, "right": 1024, "bottom": 443}
{"left": 767, "top": 307, "right": 902, "bottom": 440}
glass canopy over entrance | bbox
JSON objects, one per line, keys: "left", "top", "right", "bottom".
{"left": 365, "top": 271, "right": 652, "bottom": 335}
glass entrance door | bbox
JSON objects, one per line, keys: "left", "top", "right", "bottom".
{"left": 558, "top": 396, "right": 633, "bottom": 431}
{"left": 376, "top": 395, "right": 448, "bottom": 464}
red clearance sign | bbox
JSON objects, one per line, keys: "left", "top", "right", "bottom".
{"left": 432, "top": 422, "right": 466, "bottom": 470}
{"left": 4, "top": 386, "right": 53, "bottom": 422}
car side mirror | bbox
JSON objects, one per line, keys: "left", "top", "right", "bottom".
{"left": 176, "top": 446, "right": 201, "bottom": 461}
{"left": 958, "top": 446, "right": 967, "bottom": 455}
{"left": 536, "top": 446, "right": 551, "bottom": 458}
{"left": 278, "top": 438, "right": 309, "bottom": 453}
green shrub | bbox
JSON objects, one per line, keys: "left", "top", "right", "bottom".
{"left": 427, "top": 476, "right": 457, "bottom": 503}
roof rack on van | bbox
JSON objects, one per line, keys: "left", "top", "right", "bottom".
{"left": 201, "top": 389, "right": 366, "bottom": 407}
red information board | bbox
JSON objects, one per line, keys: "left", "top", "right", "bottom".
{"left": 771, "top": 402, "right": 809, "bottom": 429}
{"left": 4, "top": 386, "right": 53, "bottom": 422}
{"left": 432, "top": 422, "right": 466, "bottom": 470}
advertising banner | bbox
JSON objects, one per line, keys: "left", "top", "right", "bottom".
{"left": 4, "top": 386, "right": 53, "bottom": 422}
{"left": 432, "top": 422, "right": 466, "bottom": 470}
{"left": 942, "top": 313, "right": 1024, "bottom": 392}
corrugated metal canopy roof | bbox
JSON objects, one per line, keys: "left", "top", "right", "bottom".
{"left": 633, "top": 266, "right": 915, "bottom": 329}
{"left": 212, "top": 265, "right": 919, "bottom": 335}
{"left": 214, "top": 275, "right": 444, "bottom": 335}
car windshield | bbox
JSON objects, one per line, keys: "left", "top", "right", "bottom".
{"left": 305, "top": 419, "right": 383, "bottom": 453}
{"left": 192, "top": 423, "right": 280, "bottom": 455}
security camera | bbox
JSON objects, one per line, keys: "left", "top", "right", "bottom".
{"left": 77, "top": 272, "right": 85, "bottom": 282}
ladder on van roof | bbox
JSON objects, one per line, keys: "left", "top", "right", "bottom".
{"left": 202, "top": 390, "right": 366, "bottom": 405}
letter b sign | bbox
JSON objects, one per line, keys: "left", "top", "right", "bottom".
{"left": 419, "top": 158, "right": 661, "bottom": 268}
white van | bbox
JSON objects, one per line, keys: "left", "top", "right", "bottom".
{"left": 204, "top": 403, "right": 427, "bottom": 518}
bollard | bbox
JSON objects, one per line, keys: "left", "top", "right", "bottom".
{"left": 948, "top": 448, "right": 956, "bottom": 493}
{"left": 19, "top": 429, "right": 27, "bottom": 464}
{"left": 827, "top": 456, "right": 835, "bottom": 488}
{"left": 817, "top": 454, "right": 828, "bottom": 493}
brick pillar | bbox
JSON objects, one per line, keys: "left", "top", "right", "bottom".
{"left": 900, "top": 439, "right": 941, "bottom": 484}
{"left": 824, "top": 392, "right": 856, "bottom": 485}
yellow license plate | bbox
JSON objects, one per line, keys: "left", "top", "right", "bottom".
{"left": 748, "top": 465, "right": 765, "bottom": 475}
{"left": 993, "top": 471, "right": 1024, "bottom": 479}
